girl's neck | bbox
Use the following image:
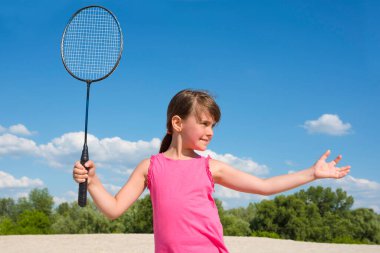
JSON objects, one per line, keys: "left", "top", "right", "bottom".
{"left": 164, "top": 132, "right": 199, "bottom": 160}
{"left": 164, "top": 146, "right": 198, "bottom": 160}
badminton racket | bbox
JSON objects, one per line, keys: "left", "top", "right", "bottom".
{"left": 61, "top": 5, "right": 123, "bottom": 207}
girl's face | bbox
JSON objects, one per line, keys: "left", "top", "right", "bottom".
{"left": 181, "top": 111, "right": 216, "bottom": 151}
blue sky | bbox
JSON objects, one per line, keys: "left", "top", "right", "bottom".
{"left": 1, "top": 1, "right": 379, "bottom": 212}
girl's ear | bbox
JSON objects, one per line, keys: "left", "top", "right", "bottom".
{"left": 172, "top": 115, "right": 183, "bottom": 133}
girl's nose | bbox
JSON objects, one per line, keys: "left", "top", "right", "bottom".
{"left": 207, "top": 127, "right": 213, "bottom": 137}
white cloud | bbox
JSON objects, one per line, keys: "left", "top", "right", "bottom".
{"left": 37, "top": 132, "right": 161, "bottom": 169}
{"left": 111, "top": 167, "right": 134, "bottom": 176}
{"left": 34, "top": 133, "right": 267, "bottom": 176}
{"left": 311, "top": 175, "right": 380, "bottom": 213}
{"left": 198, "top": 150, "right": 269, "bottom": 176}
{"left": 15, "top": 191, "right": 29, "bottom": 199}
{"left": 216, "top": 186, "right": 270, "bottom": 210}
{"left": 0, "top": 124, "right": 35, "bottom": 136}
{"left": 0, "top": 131, "right": 160, "bottom": 169}
{"left": 36, "top": 132, "right": 88, "bottom": 168}
{"left": 285, "top": 160, "right": 297, "bottom": 167}
{"left": 0, "top": 134, "right": 39, "bottom": 157}
{"left": 339, "top": 175, "right": 380, "bottom": 190}
{"left": 0, "top": 171, "right": 43, "bottom": 189}
{"left": 302, "top": 114, "right": 352, "bottom": 136}
{"left": 9, "top": 124, "right": 34, "bottom": 136}
{"left": 1, "top": 126, "right": 266, "bottom": 176}
{"left": 53, "top": 196, "right": 68, "bottom": 205}
{"left": 215, "top": 184, "right": 242, "bottom": 199}
{"left": 104, "top": 183, "right": 122, "bottom": 195}
{"left": 53, "top": 191, "right": 77, "bottom": 205}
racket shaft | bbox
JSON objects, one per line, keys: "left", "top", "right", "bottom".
{"left": 78, "top": 145, "right": 89, "bottom": 207}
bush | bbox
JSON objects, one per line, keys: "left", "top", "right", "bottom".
{"left": 331, "top": 235, "right": 368, "bottom": 244}
{"left": 252, "top": 230, "right": 281, "bottom": 239}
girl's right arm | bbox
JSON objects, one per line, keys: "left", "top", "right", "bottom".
{"left": 73, "top": 158, "right": 150, "bottom": 220}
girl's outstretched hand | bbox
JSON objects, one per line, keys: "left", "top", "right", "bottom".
{"left": 312, "top": 150, "right": 351, "bottom": 179}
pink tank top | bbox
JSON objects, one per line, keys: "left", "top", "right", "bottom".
{"left": 147, "top": 153, "right": 229, "bottom": 253}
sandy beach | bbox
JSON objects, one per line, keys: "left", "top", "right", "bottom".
{"left": 0, "top": 234, "right": 379, "bottom": 253}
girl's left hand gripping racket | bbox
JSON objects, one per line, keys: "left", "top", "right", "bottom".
{"left": 61, "top": 6, "right": 123, "bottom": 207}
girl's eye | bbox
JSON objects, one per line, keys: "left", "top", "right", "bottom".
{"left": 201, "top": 122, "right": 216, "bottom": 128}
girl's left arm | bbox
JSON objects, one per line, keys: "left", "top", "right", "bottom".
{"left": 211, "top": 150, "right": 351, "bottom": 196}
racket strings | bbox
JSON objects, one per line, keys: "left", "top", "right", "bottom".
{"left": 63, "top": 7, "right": 122, "bottom": 81}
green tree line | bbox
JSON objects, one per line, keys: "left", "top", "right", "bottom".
{"left": 0, "top": 186, "right": 379, "bottom": 244}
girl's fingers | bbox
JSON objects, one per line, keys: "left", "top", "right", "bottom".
{"left": 74, "top": 160, "right": 95, "bottom": 172}
{"left": 73, "top": 161, "right": 88, "bottom": 181}
{"left": 73, "top": 171, "right": 88, "bottom": 182}
{"left": 73, "top": 167, "right": 88, "bottom": 178}
{"left": 319, "top": 150, "right": 331, "bottom": 161}
{"left": 73, "top": 167, "right": 86, "bottom": 174}
{"left": 340, "top": 165, "right": 351, "bottom": 171}
{"left": 332, "top": 155, "right": 342, "bottom": 166}
{"left": 75, "top": 161, "right": 84, "bottom": 169}
{"left": 74, "top": 178, "right": 87, "bottom": 183}
{"left": 84, "top": 160, "right": 94, "bottom": 168}
{"left": 73, "top": 160, "right": 95, "bottom": 183}
{"left": 336, "top": 166, "right": 351, "bottom": 178}
{"left": 74, "top": 160, "right": 95, "bottom": 169}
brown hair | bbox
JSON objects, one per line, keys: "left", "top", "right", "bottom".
{"left": 159, "top": 89, "right": 221, "bottom": 153}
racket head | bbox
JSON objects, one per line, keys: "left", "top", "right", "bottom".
{"left": 61, "top": 5, "right": 123, "bottom": 83}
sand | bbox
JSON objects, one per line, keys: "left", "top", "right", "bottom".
{"left": 0, "top": 234, "right": 379, "bottom": 253}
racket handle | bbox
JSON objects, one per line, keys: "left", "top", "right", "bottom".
{"left": 78, "top": 145, "right": 89, "bottom": 207}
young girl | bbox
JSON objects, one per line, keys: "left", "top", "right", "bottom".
{"left": 73, "top": 89, "right": 351, "bottom": 253}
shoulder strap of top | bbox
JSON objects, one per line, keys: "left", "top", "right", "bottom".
{"left": 205, "top": 155, "right": 215, "bottom": 192}
{"left": 146, "top": 154, "right": 157, "bottom": 190}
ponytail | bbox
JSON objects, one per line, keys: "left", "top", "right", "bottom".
{"left": 159, "top": 133, "right": 172, "bottom": 153}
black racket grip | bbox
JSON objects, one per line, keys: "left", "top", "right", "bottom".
{"left": 78, "top": 146, "right": 89, "bottom": 207}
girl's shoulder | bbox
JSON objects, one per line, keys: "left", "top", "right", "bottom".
{"left": 136, "top": 157, "right": 151, "bottom": 178}
{"left": 208, "top": 158, "right": 225, "bottom": 184}
{"left": 138, "top": 153, "right": 161, "bottom": 178}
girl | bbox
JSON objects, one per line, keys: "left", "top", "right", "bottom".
{"left": 73, "top": 89, "right": 351, "bottom": 253}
